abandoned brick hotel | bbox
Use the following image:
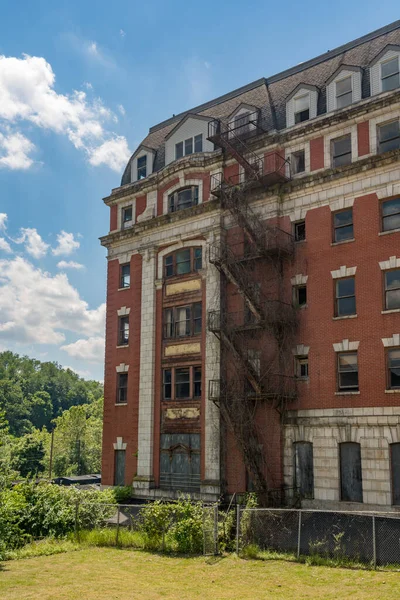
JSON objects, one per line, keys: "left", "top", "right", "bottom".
{"left": 101, "top": 20, "right": 400, "bottom": 510}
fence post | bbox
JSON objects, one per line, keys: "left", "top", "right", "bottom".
{"left": 297, "top": 510, "right": 302, "bottom": 559}
{"left": 75, "top": 499, "right": 80, "bottom": 543}
{"left": 236, "top": 504, "right": 240, "bottom": 555}
{"left": 116, "top": 505, "right": 120, "bottom": 547}
{"left": 372, "top": 515, "right": 377, "bottom": 569}
{"left": 214, "top": 504, "right": 219, "bottom": 555}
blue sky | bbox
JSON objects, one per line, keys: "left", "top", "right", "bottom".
{"left": 0, "top": 1, "right": 398, "bottom": 381}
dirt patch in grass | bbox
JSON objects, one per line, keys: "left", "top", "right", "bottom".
{"left": 1, "top": 547, "right": 400, "bottom": 600}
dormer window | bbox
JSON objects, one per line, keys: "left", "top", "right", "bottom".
{"left": 336, "top": 76, "right": 352, "bottom": 109}
{"left": 137, "top": 155, "right": 147, "bottom": 180}
{"left": 175, "top": 135, "right": 203, "bottom": 160}
{"left": 168, "top": 186, "right": 199, "bottom": 213}
{"left": 294, "top": 95, "right": 310, "bottom": 124}
{"left": 381, "top": 56, "right": 400, "bottom": 92}
{"left": 233, "top": 113, "right": 250, "bottom": 136}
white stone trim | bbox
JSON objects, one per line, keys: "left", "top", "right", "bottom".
{"left": 292, "top": 344, "right": 310, "bottom": 356}
{"left": 117, "top": 306, "right": 131, "bottom": 316}
{"left": 117, "top": 253, "right": 134, "bottom": 265}
{"left": 376, "top": 183, "right": 400, "bottom": 199}
{"left": 333, "top": 339, "right": 359, "bottom": 352}
{"left": 329, "top": 196, "right": 355, "bottom": 212}
{"left": 117, "top": 198, "right": 136, "bottom": 231}
{"left": 290, "top": 208, "right": 307, "bottom": 222}
{"left": 157, "top": 238, "right": 207, "bottom": 280}
{"left": 162, "top": 179, "right": 204, "bottom": 215}
{"left": 382, "top": 334, "right": 400, "bottom": 348}
{"left": 291, "top": 274, "right": 308, "bottom": 286}
{"left": 369, "top": 109, "right": 400, "bottom": 154}
{"left": 113, "top": 437, "right": 127, "bottom": 450}
{"left": 116, "top": 363, "right": 129, "bottom": 373}
{"left": 379, "top": 256, "right": 400, "bottom": 270}
{"left": 331, "top": 265, "right": 357, "bottom": 279}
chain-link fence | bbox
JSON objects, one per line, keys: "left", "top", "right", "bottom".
{"left": 237, "top": 507, "right": 400, "bottom": 567}
{"left": 73, "top": 502, "right": 219, "bottom": 555}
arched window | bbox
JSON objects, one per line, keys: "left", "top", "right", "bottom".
{"left": 340, "top": 442, "right": 363, "bottom": 502}
{"left": 163, "top": 247, "right": 202, "bottom": 278}
{"left": 168, "top": 186, "right": 199, "bottom": 213}
{"left": 293, "top": 441, "right": 314, "bottom": 499}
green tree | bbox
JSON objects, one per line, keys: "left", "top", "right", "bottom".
{"left": 0, "top": 379, "right": 31, "bottom": 436}
{"left": 29, "top": 391, "right": 53, "bottom": 430}
{"left": 11, "top": 432, "right": 46, "bottom": 478}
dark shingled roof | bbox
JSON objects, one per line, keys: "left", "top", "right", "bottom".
{"left": 121, "top": 21, "right": 400, "bottom": 186}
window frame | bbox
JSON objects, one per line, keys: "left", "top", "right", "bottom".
{"left": 335, "top": 277, "right": 356, "bottom": 317}
{"left": 384, "top": 268, "right": 400, "bottom": 311}
{"left": 340, "top": 442, "right": 363, "bottom": 503}
{"left": 117, "top": 373, "right": 128, "bottom": 404}
{"left": 294, "top": 94, "right": 310, "bottom": 124}
{"left": 119, "top": 263, "right": 130, "bottom": 289}
{"left": 122, "top": 205, "right": 133, "bottom": 229}
{"left": 163, "top": 247, "right": 203, "bottom": 279}
{"left": 137, "top": 155, "right": 147, "bottom": 180}
{"left": 331, "top": 134, "right": 352, "bottom": 168}
{"left": 168, "top": 186, "right": 199, "bottom": 213}
{"left": 175, "top": 135, "right": 204, "bottom": 160}
{"left": 294, "top": 220, "right": 306, "bottom": 242}
{"left": 293, "top": 284, "right": 307, "bottom": 308}
{"left": 337, "top": 351, "right": 359, "bottom": 392}
{"left": 381, "top": 56, "right": 400, "bottom": 92}
{"left": 163, "top": 302, "right": 202, "bottom": 339}
{"left": 377, "top": 120, "right": 400, "bottom": 154}
{"left": 335, "top": 75, "right": 353, "bottom": 109}
{"left": 291, "top": 149, "right": 305, "bottom": 175}
{"left": 381, "top": 197, "right": 400, "bottom": 232}
{"left": 118, "top": 315, "right": 129, "bottom": 346}
{"left": 387, "top": 348, "right": 400, "bottom": 390}
{"left": 295, "top": 356, "right": 309, "bottom": 380}
{"left": 332, "top": 208, "right": 354, "bottom": 243}
{"left": 162, "top": 366, "right": 202, "bottom": 401}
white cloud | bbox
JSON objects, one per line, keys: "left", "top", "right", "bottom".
{"left": 0, "top": 256, "right": 105, "bottom": 346}
{"left": 88, "top": 136, "right": 130, "bottom": 171}
{"left": 0, "top": 213, "right": 7, "bottom": 230}
{"left": 57, "top": 260, "right": 84, "bottom": 270}
{"left": 83, "top": 82, "right": 93, "bottom": 90}
{"left": 0, "top": 131, "right": 35, "bottom": 170}
{"left": 15, "top": 228, "right": 49, "bottom": 259}
{"left": 0, "top": 54, "right": 131, "bottom": 171}
{"left": 117, "top": 104, "right": 126, "bottom": 116}
{"left": 119, "top": 29, "right": 126, "bottom": 38}
{"left": 0, "top": 238, "right": 12, "bottom": 253}
{"left": 52, "top": 231, "right": 80, "bottom": 256}
{"left": 61, "top": 336, "right": 105, "bottom": 363}
{"left": 63, "top": 365, "right": 93, "bottom": 379}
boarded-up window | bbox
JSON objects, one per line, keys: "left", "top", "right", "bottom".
{"left": 340, "top": 442, "right": 363, "bottom": 503}
{"left": 160, "top": 433, "right": 200, "bottom": 492}
{"left": 114, "top": 450, "right": 126, "bottom": 487}
{"left": 391, "top": 443, "right": 400, "bottom": 505}
{"left": 294, "top": 442, "right": 314, "bottom": 499}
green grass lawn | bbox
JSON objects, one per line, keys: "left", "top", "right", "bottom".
{"left": 1, "top": 547, "right": 400, "bottom": 600}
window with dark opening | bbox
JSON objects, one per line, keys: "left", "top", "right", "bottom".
{"left": 295, "top": 356, "right": 309, "bottom": 379}
{"left": 340, "top": 442, "right": 363, "bottom": 502}
{"left": 293, "top": 285, "right": 307, "bottom": 308}
{"left": 333, "top": 208, "right": 353, "bottom": 242}
{"left": 378, "top": 121, "right": 400, "bottom": 154}
{"left": 291, "top": 150, "right": 305, "bottom": 174}
{"left": 388, "top": 349, "right": 400, "bottom": 390}
{"left": 168, "top": 186, "right": 199, "bottom": 213}
{"left": 381, "top": 57, "right": 400, "bottom": 92}
{"left": 117, "top": 373, "right": 128, "bottom": 404}
{"left": 163, "top": 369, "right": 172, "bottom": 400}
{"left": 137, "top": 155, "right": 147, "bottom": 180}
{"left": 337, "top": 352, "right": 358, "bottom": 391}
{"left": 122, "top": 206, "right": 133, "bottom": 227}
{"left": 120, "top": 263, "right": 130, "bottom": 289}
{"left": 294, "top": 442, "right": 314, "bottom": 499}
{"left": 163, "top": 303, "right": 202, "bottom": 339}
{"left": 175, "top": 135, "right": 203, "bottom": 160}
{"left": 294, "top": 95, "right": 310, "bottom": 124}
{"left": 382, "top": 197, "right": 400, "bottom": 232}
{"left": 391, "top": 443, "right": 400, "bottom": 505}
{"left": 163, "top": 247, "right": 202, "bottom": 278}
{"left": 332, "top": 135, "right": 352, "bottom": 168}
{"left": 175, "top": 368, "right": 190, "bottom": 399}
{"left": 385, "top": 269, "right": 400, "bottom": 310}
{"left": 336, "top": 76, "right": 352, "bottom": 109}
{"left": 194, "top": 367, "right": 202, "bottom": 398}
{"left": 114, "top": 450, "right": 126, "bottom": 486}
{"left": 294, "top": 220, "right": 306, "bottom": 242}
{"left": 335, "top": 277, "right": 356, "bottom": 316}
{"left": 118, "top": 316, "right": 129, "bottom": 346}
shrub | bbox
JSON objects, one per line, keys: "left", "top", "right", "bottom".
{"left": 113, "top": 486, "right": 132, "bottom": 504}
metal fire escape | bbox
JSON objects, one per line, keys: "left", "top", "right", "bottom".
{"left": 206, "top": 110, "right": 297, "bottom": 500}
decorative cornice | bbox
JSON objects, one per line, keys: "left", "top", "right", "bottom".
{"left": 333, "top": 339, "right": 360, "bottom": 352}
{"left": 331, "top": 265, "right": 357, "bottom": 279}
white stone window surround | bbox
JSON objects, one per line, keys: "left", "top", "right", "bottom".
{"left": 117, "top": 198, "right": 136, "bottom": 231}
{"left": 292, "top": 344, "right": 310, "bottom": 356}
{"left": 285, "top": 141, "right": 310, "bottom": 178}
{"left": 333, "top": 339, "right": 360, "bottom": 352}
{"left": 326, "top": 67, "right": 362, "bottom": 113}
{"left": 370, "top": 46, "right": 400, "bottom": 96}
{"left": 113, "top": 437, "right": 127, "bottom": 450}
{"left": 382, "top": 334, "right": 400, "bottom": 348}
{"left": 286, "top": 85, "right": 318, "bottom": 128}
{"left": 117, "top": 306, "right": 130, "bottom": 316}
{"left": 369, "top": 109, "right": 400, "bottom": 155}
{"left": 116, "top": 363, "right": 129, "bottom": 373}
{"left": 291, "top": 274, "right": 308, "bottom": 286}
{"left": 157, "top": 239, "right": 207, "bottom": 281}
{"left": 331, "top": 265, "right": 357, "bottom": 279}
{"left": 162, "top": 178, "right": 204, "bottom": 216}
{"left": 379, "top": 256, "right": 400, "bottom": 270}
{"left": 323, "top": 125, "right": 358, "bottom": 170}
